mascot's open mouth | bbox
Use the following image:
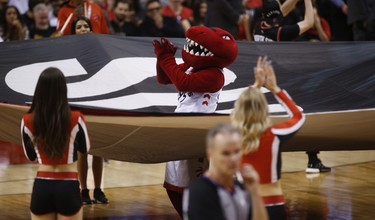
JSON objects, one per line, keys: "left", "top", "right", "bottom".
{"left": 183, "top": 37, "right": 214, "bottom": 57}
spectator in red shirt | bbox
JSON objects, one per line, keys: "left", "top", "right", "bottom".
{"left": 162, "top": 0, "right": 192, "bottom": 20}
{"left": 162, "top": 0, "right": 192, "bottom": 31}
{"left": 57, "top": 0, "right": 109, "bottom": 35}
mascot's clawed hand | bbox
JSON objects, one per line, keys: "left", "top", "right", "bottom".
{"left": 153, "top": 38, "right": 178, "bottom": 58}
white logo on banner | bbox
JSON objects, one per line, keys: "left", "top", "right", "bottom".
{"left": 5, "top": 57, "right": 298, "bottom": 114}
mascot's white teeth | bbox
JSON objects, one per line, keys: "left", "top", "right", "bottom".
{"left": 185, "top": 37, "right": 214, "bottom": 57}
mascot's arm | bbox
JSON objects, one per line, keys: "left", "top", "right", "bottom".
{"left": 156, "top": 61, "right": 188, "bottom": 85}
{"left": 160, "top": 54, "right": 224, "bottom": 93}
{"left": 156, "top": 59, "right": 172, "bottom": 84}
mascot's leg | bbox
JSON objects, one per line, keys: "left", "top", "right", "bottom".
{"left": 163, "top": 160, "right": 187, "bottom": 217}
{"left": 166, "top": 188, "right": 183, "bottom": 217}
{"left": 163, "top": 158, "right": 209, "bottom": 217}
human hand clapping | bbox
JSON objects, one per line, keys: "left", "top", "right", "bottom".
{"left": 253, "top": 56, "right": 267, "bottom": 88}
{"left": 253, "top": 56, "right": 280, "bottom": 93}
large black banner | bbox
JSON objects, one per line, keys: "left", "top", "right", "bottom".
{"left": 1, "top": 34, "right": 374, "bottom": 114}
{"left": 1, "top": 35, "right": 375, "bottom": 162}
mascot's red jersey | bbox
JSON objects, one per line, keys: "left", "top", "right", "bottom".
{"left": 153, "top": 26, "right": 238, "bottom": 193}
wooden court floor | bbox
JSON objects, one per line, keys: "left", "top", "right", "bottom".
{"left": 0, "top": 144, "right": 374, "bottom": 220}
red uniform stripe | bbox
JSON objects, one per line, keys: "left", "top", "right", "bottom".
{"left": 36, "top": 171, "right": 78, "bottom": 180}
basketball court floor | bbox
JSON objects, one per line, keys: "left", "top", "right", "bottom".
{"left": 1, "top": 142, "right": 374, "bottom": 220}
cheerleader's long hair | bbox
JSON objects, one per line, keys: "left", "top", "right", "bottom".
{"left": 231, "top": 87, "right": 271, "bottom": 153}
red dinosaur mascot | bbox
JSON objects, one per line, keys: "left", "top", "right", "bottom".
{"left": 153, "top": 26, "right": 238, "bottom": 217}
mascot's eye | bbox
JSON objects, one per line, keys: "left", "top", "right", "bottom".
{"left": 222, "top": 35, "right": 231, "bottom": 40}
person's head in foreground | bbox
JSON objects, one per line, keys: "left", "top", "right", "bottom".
{"left": 206, "top": 124, "right": 243, "bottom": 178}
{"left": 184, "top": 124, "right": 268, "bottom": 220}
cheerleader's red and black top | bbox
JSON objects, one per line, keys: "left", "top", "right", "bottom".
{"left": 241, "top": 90, "right": 305, "bottom": 184}
{"left": 21, "top": 111, "right": 90, "bottom": 165}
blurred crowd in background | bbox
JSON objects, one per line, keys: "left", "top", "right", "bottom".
{"left": 0, "top": 0, "right": 374, "bottom": 42}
